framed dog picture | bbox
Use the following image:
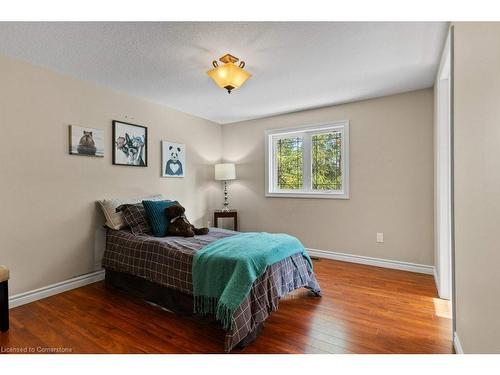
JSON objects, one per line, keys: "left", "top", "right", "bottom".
{"left": 162, "top": 141, "right": 186, "bottom": 178}
{"left": 112, "top": 120, "right": 148, "bottom": 167}
{"left": 69, "top": 125, "right": 104, "bottom": 157}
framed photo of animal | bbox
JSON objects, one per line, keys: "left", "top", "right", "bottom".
{"left": 162, "top": 141, "right": 185, "bottom": 178}
{"left": 69, "top": 125, "right": 104, "bottom": 157}
{"left": 112, "top": 120, "right": 148, "bottom": 167}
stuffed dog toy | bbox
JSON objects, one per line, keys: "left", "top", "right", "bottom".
{"left": 165, "top": 203, "right": 209, "bottom": 237}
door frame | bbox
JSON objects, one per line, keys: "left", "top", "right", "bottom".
{"left": 434, "top": 28, "right": 453, "bottom": 302}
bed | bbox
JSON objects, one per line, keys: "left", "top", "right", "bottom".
{"left": 102, "top": 227, "right": 321, "bottom": 352}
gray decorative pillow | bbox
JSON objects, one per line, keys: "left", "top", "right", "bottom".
{"left": 97, "top": 194, "right": 163, "bottom": 230}
{"left": 117, "top": 203, "right": 152, "bottom": 235}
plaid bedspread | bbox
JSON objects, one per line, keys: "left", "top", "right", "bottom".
{"left": 102, "top": 228, "right": 321, "bottom": 352}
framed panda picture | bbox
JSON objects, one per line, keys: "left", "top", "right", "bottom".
{"left": 161, "top": 141, "right": 186, "bottom": 178}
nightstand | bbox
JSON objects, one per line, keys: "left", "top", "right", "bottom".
{"left": 214, "top": 210, "right": 238, "bottom": 231}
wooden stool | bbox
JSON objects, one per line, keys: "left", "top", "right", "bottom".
{"left": 0, "top": 266, "right": 9, "bottom": 332}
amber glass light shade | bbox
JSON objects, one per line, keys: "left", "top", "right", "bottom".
{"left": 207, "top": 61, "right": 251, "bottom": 93}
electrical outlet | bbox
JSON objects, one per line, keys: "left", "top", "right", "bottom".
{"left": 376, "top": 232, "right": 384, "bottom": 243}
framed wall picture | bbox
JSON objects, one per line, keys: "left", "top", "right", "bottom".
{"left": 69, "top": 125, "right": 104, "bottom": 157}
{"left": 162, "top": 141, "right": 186, "bottom": 177}
{"left": 112, "top": 120, "right": 147, "bottom": 167}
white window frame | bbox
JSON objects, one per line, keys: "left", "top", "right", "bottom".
{"left": 265, "top": 120, "right": 350, "bottom": 199}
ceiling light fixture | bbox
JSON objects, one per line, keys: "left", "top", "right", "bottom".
{"left": 207, "top": 53, "right": 251, "bottom": 94}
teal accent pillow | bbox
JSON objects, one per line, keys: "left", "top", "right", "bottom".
{"left": 142, "top": 200, "right": 178, "bottom": 237}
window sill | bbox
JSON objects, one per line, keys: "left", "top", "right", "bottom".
{"left": 265, "top": 192, "right": 349, "bottom": 199}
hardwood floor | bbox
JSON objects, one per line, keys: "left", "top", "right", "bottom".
{"left": 0, "top": 259, "right": 453, "bottom": 354}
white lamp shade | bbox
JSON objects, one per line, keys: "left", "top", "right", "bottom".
{"left": 215, "top": 163, "right": 236, "bottom": 181}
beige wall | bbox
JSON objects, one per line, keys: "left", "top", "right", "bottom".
{"left": 453, "top": 22, "right": 500, "bottom": 353}
{"left": 0, "top": 53, "right": 436, "bottom": 299}
{"left": 222, "top": 89, "right": 434, "bottom": 265}
{"left": 0, "top": 54, "right": 222, "bottom": 295}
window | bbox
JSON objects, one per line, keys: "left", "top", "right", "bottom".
{"left": 265, "top": 121, "right": 349, "bottom": 199}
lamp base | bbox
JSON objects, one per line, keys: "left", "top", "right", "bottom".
{"left": 222, "top": 180, "right": 231, "bottom": 212}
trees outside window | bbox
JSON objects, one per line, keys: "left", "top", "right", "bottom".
{"left": 266, "top": 121, "right": 349, "bottom": 199}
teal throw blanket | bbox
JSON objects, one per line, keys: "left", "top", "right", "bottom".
{"left": 192, "top": 232, "right": 312, "bottom": 330}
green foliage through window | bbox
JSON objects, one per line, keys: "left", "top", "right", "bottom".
{"left": 277, "top": 137, "right": 303, "bottom": 190}
{"left": 275, "top": 131, "right": 343, "bottom": 192}
{"left": 312, "top": 132, "right": 342, "bottom": 190}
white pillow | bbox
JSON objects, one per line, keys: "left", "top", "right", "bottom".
{"left": 97, "top": 194, "right": 164, "bottom": 230}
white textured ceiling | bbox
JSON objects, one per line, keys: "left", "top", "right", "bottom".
{"left": 0, "top": 22, "right": 448, "bottom": 124}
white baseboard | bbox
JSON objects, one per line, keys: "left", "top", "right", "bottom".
{"left": 307, "top": 248, "right": 434, "bottom": 275}
{"left": 453, "top": 332, "right": 464, "bottom": 354}
{"left": 9, "top": 270, "right": 105, "bottom": 309}
{"left": 7, "top": 250, "right": 433, "bottom": 308}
